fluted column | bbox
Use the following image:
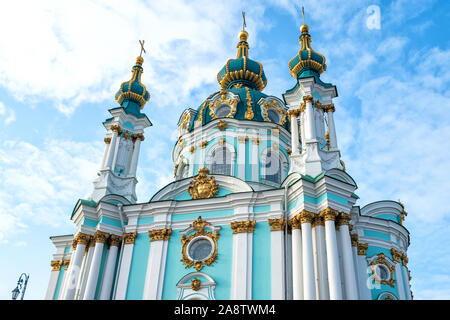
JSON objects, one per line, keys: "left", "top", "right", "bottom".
{"left": 303, "top": 95, "right": 316, "bottom": 141}
{"left": 143, "top": 228, "right": 172, "bottom": 300}
{"left": 45, "top": 260, "right": 63, "bottom": 300}
{"left": 356, "top": 243, "right": 371, "bottom": 300}
{"left": 99, "top": 235, "right": 122, "bottom": 300}
{"left": 289, "top": 217, "right": 303, "bottom": 300}
{"left": 298, "top": 210, "right": 316, "bottom": 300}
{"left": 230, "top": 220, "right": 255, "bottom": 300}
{"left": 324, "top": 104, "right": 337, "bottom": 149}
{"left": 114, "top": 232, "right": 138, "bottom": 300}
{"left": 391, "top": 248, "right": 405, "bottom": 300}
{"left": 336, "top": 213, "right": 358, "bottom": 299}
{"left": 128, "top": 134, "right": 144, "bottom": 176}
{"left": 268, "top": 218, "right": 286, "bottom": 299}
{"left": 83, "top": 230, "right": 109, "bottom": 300}
{"left": 312, "top": 215, "right": 329, "bottom": 300}
{"left": 63, "top": 233, "right": 91, "bottom": 300}
{"left": 320, "top": 208, "right": 342, "bottom": 300}
{"left": 289, "top": 110, "right": 300, "bottom": 155}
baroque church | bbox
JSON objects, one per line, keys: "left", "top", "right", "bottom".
{"left": 45, "top": 15, "right": 412, "bottom": 300}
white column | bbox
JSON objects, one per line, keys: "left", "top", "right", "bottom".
{"left": 337, "top": 219, "right": 358, "bottom": 300}
{"left": 300, "top": 112, "right": 305, "bottom": 151}
{"left": 111, "top": 135, "right": 121, "bottom": 170}
{"left": 128, "top": 137, "right": 142, "bottom": 177}
{"left": 303, "top": 96, "right": 316, "bottom": 141}
{"left": 394, "top": 261, "right": 406, "bottom": 300}
{"left": 237, "top": 136, "right": 247, "bottom": 180}
{"left": 114, "top": 232, "right": 137, "bottom": 300}
{"left": 143, "top": 229, "right": 171, "bottom": 300}
{"left": 289, "top": 110, "right": 300, "bottom": 155}
{"left": 321, "top": 209, "right": 343, "bottom": 300}
{"left": 268, "top": 219, "right": 286, "bottom": 300}
{"left": 57, "top": 261, "right": 70, "bottom": 300}
{"left": 326, "top": 106, "right": 337, "bottom": 149}
{"left": 45, "top": 261, "right": 62, "bottom": 300}
{"left": 76, "top": 242, "right": 95, "bottom": 300}
{"left": 351, "top": 234, "right": 361, "bottom": 298}
{"left": 101, "top": 139, "right": 111, "bottom": 169}
{"left": 300, "top": 211, "right": 316, "bottom": 300}
{"left": 251, "top": 138, "right": 260, "bottom": 181}
{"left": 106, "top": 131, "right": 119, "bottom": 169}
{"left": 99, "top": 236, "right": 121, "bottom": 300}
{"left": 290, "top": 219, "right": 303, "bottom": 300}
{"left": 188, "top": 149, "right": 195, "bottom": 177}
{"left": 401, "top": 257, "right": 412, "bottom": 300}
{"left": 313, "top": 220, "right": 329, "bottom": 300}
{"left": 83, "top": 231, "right": 109, "bottom": 300}
{"left": 230, "top": 220, "right": 254, "bottom": 300}
{"left": 286, "top": 231, "right": 293, "bottom": 300}
{"left": 63, "top": 233, "right": 90, "bottom": 300}
{"left": 356, "top": 243, "right": 371, "bottom": 300}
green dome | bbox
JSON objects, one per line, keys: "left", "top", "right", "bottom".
{"left": 288, "top": 24, "right": 327, "bottom": 79}
{"left": 217, "top": 30, "right": 267, "bottom": 92}
{"left": 115, "top": 56, "right": 150, "bottom": 112}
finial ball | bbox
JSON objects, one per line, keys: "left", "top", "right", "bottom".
{"left": 300, "top": 24, "right": 309, "bottom": 34}
{"left": 239, "top": 30, "right": 248, "bottom": 42}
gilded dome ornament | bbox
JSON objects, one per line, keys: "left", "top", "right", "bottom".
{"left": 188, "top": 167, "right": 219, "bottom": 200}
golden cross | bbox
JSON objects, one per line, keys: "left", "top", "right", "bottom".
{"left": 139, "top": 40, "right": 146, "bottom": 57}
{"left": 302, "top": 6, "right": 305, "bottom": 25}
{"left": 242, "top": 11, "right": 246, "bottom": 31}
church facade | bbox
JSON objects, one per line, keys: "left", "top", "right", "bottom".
{"left": 45, "top": 20, "right": 412, "bottom": 300}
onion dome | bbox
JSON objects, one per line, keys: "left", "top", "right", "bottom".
{"left": 217, "top": 30, "right": 267, "bottom": 92}
{"left": 288, "top": 23, "right": 327, "bottom": 79}
{"left": 115, "top": 56, "right": 150, "bottom": 111}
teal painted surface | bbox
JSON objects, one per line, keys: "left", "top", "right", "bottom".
{"left": 253, "top": 205, "right": 271, "bottom": 213}
{"left": 95, "top": 244, "right": 109, "bottom": 299}
{"left": 375, "top": 214, "right": 399, "bottom": 223}
{"left": 122, "top": 121, "right": 135, "bottom": 130}
{"left": 287, "top": 195, "right": 303, "bottom": 211}
{"left": 288, "top": 192, "right": 348, "bottom": 211}
{"left": 327, "top": 193, "right": 349, "bottom": 205}
{"left": 172, "top": 209, "right": 234, "bottom": 222}
{"left": 137, "top": 216, "right": 154, "bottom": 225}
{"left": 364, "top": 230, "right": 391, "bottom": 242}
{"left": 126, "top": 233, "right": 150, "bottom": 300}
{"left": 100, "top": 216, "right": 122, "bottom": 228}
{"left": 174, "top": 191, "right": 192, "bottom": 201}
{"left": 83, "top": 218, "right": 98, "bottom": 228}
{"left": 53, "top": 268, "right": 65, "bottom": 300}
{"left": 64, "top": 246, "right": 70, "bottom": 254}
{"left": 162, "top": 227, "right": 233, "bottom": 300}
{"left": 252, "top": 222, "right": 271, "bottom": 299}
{"left": 366, "top": 245, "right": 398, "bottom": 300}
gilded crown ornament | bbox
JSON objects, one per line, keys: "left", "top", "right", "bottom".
{"left": 188, "top": 167, "right": 219, "bottom": 200}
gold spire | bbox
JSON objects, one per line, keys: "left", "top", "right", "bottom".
{"left": 300, "top": 6, "right": 309, "bottom": 34}
{"left": 237, "top": 11, "right": 249, "bottom": 58}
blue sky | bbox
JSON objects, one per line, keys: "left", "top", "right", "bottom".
{"left": 0, "top": 0, "right": 449, "bottom": 299}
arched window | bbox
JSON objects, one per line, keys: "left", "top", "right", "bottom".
{"left": 267, "top": 108, "right": 280, "bottom": 124}
{"left": 263, "top": 151, "right": 281, "bottom": 183}
{"left": 210, "top": 147, "right": 231, "bottom": 175}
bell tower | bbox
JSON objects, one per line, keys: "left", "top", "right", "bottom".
{"left": 91, "top": 42, "right": 152, "bottom": 204}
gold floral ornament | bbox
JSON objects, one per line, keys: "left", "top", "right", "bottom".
{"left": 188, "top": 167, "right": 219, "bottom": 200}
{"left": 181, "top": 216, "right": 220, "bottom": 271}
{"left": 191, "top": 278, "right": 201, "bottom": 291}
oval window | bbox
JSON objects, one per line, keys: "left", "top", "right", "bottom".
{"left": 215, "top": 104, "right": 231, "bottom": 117}
{"left": 188, "top": 238, "right": 213, "bottom": 260}
{"left": 267, "top": 108, "right": 280, "bottom": 123}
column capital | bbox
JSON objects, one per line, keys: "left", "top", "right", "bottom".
{"left": 109, "top": 234, "right": 122, "bottom": 247}
{"left": 350, "top": 233, "right": 359, "bottom": 247}
{"left": 217, "top": 120, "right": 227, "bottom": 131}
{"left": 268, "top": 218, "right": 286, "bottom": 231}
{"left": 297, "top": 210, "right": 315, "bottom": 224}
{"left": 72, "top": 232, "right": 92, "bottom": 249}
{"left": 319, "top": 207, "right": 339, "bottom": 221}
{"left": 315, "top": 101, "right": 322, "bottom": 109}
{"left": 302, "top": 94, "right": 314, "bottom": 103}
{"left": 288, "top": 109, "right": 300, "bottom": 119}
{"left": 323, "top": 103, "right": 335, "bottom": 113}
{"left": 110, "top": 124, "right": 123, "bottom": 135}
{"left": 104, "top": 137, "right": 111, "bottom": 144}
{"left": 391, "top": 248, "right": 403, "bottom": 263}
{"left": 190, "top": 146, "right": 196, "bottom": 154}
{"left": 123, "top": 232, "right": 138, "bottom": 245}
{"left": 230, "top": 220, "right": 256, "bottom": 234}
{"left": 251, "top": 137, "right": 260, "bottom": 145}
{"left": 148, "top": 228, "right": 172, "bottom": 241}
{"left": 94, "top": 230, "right": 110, "bottom": 244}
{"left": 336, "top": 212, "right": 353, "bottom": 227}
{"left": 311, "top": 214, "right": 325, "bottom": 228}
{"left": 50, "top": 260, "right": 63, "bottom": 271}
{"left": 131, "top": 133, "right": 145, "bottom": 142}
{"left": 300, "top": 102, "right": 306, "bottom": 113}
{"left": 401, "top": 253, "right": 408, "bottom": 267}
{"left": 237, "top": 136, "right": 248, "bottom": 144}
{"left": 288, "top": 216, "right": 302, "bottom": 230}
{"left": 357, "top": 242, "right": 368, "bottom": 255}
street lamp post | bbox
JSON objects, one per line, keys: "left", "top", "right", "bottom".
{"left": 11, "top": 273, "right": 30, "bottom": 300}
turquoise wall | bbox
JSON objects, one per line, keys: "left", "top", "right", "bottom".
{"left": 162, "top": 226, "right": 233, "bottom": 300}
{"left": 126, "top": 232, "right": 150, "bottom": 299}
{"left": 53, "top": 267, "right": 65, "bottom": 300}
{"left": 172, "top": 208, "right": 234, "bottom": 222}
{"left": 94, "top": 243, "right": 109, "bottom": 299}
{"left": 252, "top": 222, "right": 271, "bottom": 299}
{"left": 366, "top": 245, "right": 399, "bottom": 300}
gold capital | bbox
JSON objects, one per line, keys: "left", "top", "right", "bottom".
{"left": 230, "top": 220, "right": 256, "bottom": 234}
{"left": 109, "top": 234, "right": 122, "bottom": 247}
{"left": 63, "top": 260, "right": 70, "bottom": 270}
{"left": 302, "top": 94, "right": 314, "bottom": 103}
{"left": 297, "top": 210, "right": 315, "bottom": 224}
{"left": 104, "top": 137, "right": 111, "bottom": 144}
{"left": 238, "top": 136, "right": 248, "bottom": 143}
{"left": 123, "top": 232, "right": 138, "bottom": 245}
{"left": 312, "top": 214, "right": 325, "bottom": 228}
{"left": 268, "top": 218, "right": 286, "bottom": 231}
{"left": 94, "top": 230, "right": 110, "bottom": 244}
{"left": 319, "top": 207, "right": 339, "bottom": 221}
{"left": 217, "top": 120, "right": 227, "bottom": 131}
{"left": 288, "top": 216, "right": 302, "bottom": 230}
{"left": 72, "top": 232, "right": 92, "bottom": 249}
{"left": 251, "top": 137, "right": 260, "bottom": 145}
{"left": 357, "top": 242, "right": 368, "bottom": 255}
{"left": 391, "top": 248, "right": 402, "bottom": 263}
{"left": 50, "top": 260, "right": 62, "bottom": 271}
{"left": 336, "top": 212, "right": 353, "bottom": 227}
{"left": 148, "top": 228, "right": 172, "bottom": 241}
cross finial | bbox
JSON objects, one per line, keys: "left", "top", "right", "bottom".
{"left": 242, "top": 11, "right": 246, "bottom": 31}
{"left": 302, "top": 6, "right": 305, "bottom": 25}
{"left": 139, "top": 40, "right": 146, "bottom": 57}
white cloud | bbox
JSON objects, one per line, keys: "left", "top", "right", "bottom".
{"left": 0, "top": 101, "right": 16, "bottom": 125}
